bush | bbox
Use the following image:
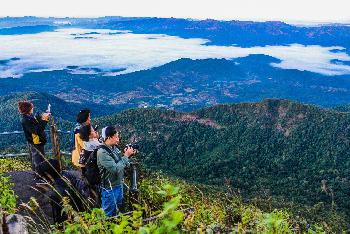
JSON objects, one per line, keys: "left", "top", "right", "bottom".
{"left": 0, "top": 158, "right": 31, "bottom": 173}
{"left": 0, "top": 173, "right": 17, "bottom": 214}
{"left": 52, "top": 183, "right": 184, "bottom": 234}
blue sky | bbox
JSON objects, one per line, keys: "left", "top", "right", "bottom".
{"left": 0, "top": 0, "right": 349, "bottom": 23}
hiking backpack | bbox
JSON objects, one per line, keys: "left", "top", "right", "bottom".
{"left": 84, "top": 145, "right": 118, "bottom": 186}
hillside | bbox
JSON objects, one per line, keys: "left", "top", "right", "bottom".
{"left": 94, "top": 99, "right": 350, "bottom": 227}
{"left": 334, "top": 103, "right": 350, "bottom": 112}
{"left": 1, "top": 93, "right": 350, "bottom": 228}
{"left": 1, "top": 159, "right": 331, "bottom": 233}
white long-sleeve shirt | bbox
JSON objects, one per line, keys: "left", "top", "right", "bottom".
{"left": 83, "top": 139, "right": 101, "bottom": 151}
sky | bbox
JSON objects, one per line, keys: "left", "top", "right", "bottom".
{"left": 1, "top": 28, "right": 349, "bottom": 78}
{"left": 1, "top": 0, "right": 350, "bottom": 23}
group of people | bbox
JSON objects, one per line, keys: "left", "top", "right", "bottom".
{"left": 18, "top": 101, "right": 138, "bottom": 218}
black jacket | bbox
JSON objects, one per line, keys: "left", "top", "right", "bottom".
{"left": 21, "top": 114, "right": 48, "bottom": 145}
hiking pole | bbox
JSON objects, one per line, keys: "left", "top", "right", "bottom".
{"left": 50, "top": 117, "right": 62, "bottom": 171}
{"left": 129, "top": 160, "right": 140, "bottom": 202}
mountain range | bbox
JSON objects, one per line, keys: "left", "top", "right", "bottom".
{"left": 1, "top": 17, "right": 350, "bottom": 51}
{"left": 1, "top": 56, "right": 350, "bottom": 111}
{"left": 1, "top": 17, "right": 350, "bottom": 111}
{"left": 1, "top": 92, "right": 349, "bottom": 228}
{"left": 1, "top": 17, "right": 350, "bottom": 230}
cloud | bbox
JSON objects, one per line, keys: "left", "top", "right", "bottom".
{"left": 0, "top": 28, "right": 349, "bottom": 78}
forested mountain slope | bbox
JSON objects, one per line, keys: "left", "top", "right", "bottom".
{"left": 1, "top": 92, "right": 349, "bottom": 227}
{"left": 334, "top": 104, "right": 350, "bottom": 112}
{"left": 95, "top": 99, "right": 350, "bottom": 224}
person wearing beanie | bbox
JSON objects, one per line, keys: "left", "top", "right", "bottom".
{"left": 72, "top": 109, "right": 91, "bottom": 168}
{"left": 97, "top": 126, "right": 136, "bottom": 217}
{"left": 18, "top": 101, "right": 51, "bottom": 172}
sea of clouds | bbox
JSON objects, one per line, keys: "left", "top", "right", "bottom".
{"left": 0, "top": 28, "right": 350, "bottom": 78}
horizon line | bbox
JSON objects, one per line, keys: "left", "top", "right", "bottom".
{"left": 0, "top": 15, "right": 350, "bottom": 26}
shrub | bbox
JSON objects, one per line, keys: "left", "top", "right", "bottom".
{"left": 0, "top": 173, "right": 17, "bottom": 214}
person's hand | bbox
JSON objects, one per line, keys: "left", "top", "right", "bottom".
{"left": 42, "top": 112, "right": 51, "bottom": 121}
{"left": 91, "top": 128, "right": 99, "bottom": 139}
{"left": 124, "top": 146, "right": 136, "bottom": 158}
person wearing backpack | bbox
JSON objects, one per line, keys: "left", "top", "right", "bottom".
{"left": 71, "top": 109, "right": 91, "bottom": 168}
{"left": 97, "top": 126, "right": 136, "bottom": 217}
{"left": 78, "top": 124, "right": 100, "bottom": 175}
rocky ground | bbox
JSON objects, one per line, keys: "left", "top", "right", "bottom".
{"left": 6, "top": 170, "right": 54, "bottom": 225}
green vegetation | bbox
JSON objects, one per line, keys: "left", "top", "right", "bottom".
{"left": 0, "top": 173, "right": 17, "bottom": 214}
{"left": 52, "top": 182, "right": 185, "bottom": 234}
{"left": 0, "top": 160, "right": 328, "bottom": 233}
{"left": 95, "top": 99, "right": 350, "bottom": 231}
{"left": 0, "top": 158, "right": 31, "bottom": 173}
{"left": 334, "top": 104, "right": 350, "bottom": 112}
{"left": 1, "top": 92, "right": 350, "bottom": 231}
{"left": 0, "top": 158, "right": 29, "bottom": 217}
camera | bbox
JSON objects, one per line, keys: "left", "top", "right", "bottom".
{"left": 126, "top": 144, "right": 139, "bottom": 151}
{"left": 46, "top": 103, "right": 51, "bottom": 113}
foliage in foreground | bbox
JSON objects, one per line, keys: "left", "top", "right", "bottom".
{"left": 0, "top": 157, "right": 31, "bottom": 173}
{"left": 0, "top": 173, "right": 17, "bottom": 214}
{"left": 1, "top": 95, "right": 350, "bottom": 231}
{"left": 0, "top": 160, "right": 336, "bottom": 233}
{"left": 46, "top": 172, "right": 329, "bottom": 233}
{"left": 52, "top": 184, "right": 184, "bottom": 234}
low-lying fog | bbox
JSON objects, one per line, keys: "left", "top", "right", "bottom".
{"left": 0, "top": 28, "right": 350, "bottom": 78}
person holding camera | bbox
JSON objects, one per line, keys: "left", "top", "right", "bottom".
{"left": 18, "top": 101, "right": 51, "bottom": 172}
{"left": 97, "top": 126, "right": 137, "bottom": 217}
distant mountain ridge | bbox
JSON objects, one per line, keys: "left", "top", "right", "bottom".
{"left": 103, "top": 17, "right": 350, "bottom": 50}
{"left": 1, "top": 17, "right": 349, "bottom": 50}
{"left": 1, "top": 56, "right": 350, "bottom": 110}
{"left": 0, "top": 25, "right": 56, "bottom": 35}
{"left": 1, "top": 17, "right": 350, "bottom": 110}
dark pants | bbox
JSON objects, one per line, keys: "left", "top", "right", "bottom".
{"left": 29, "top": 144, "right": 45, "bottom": 172}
